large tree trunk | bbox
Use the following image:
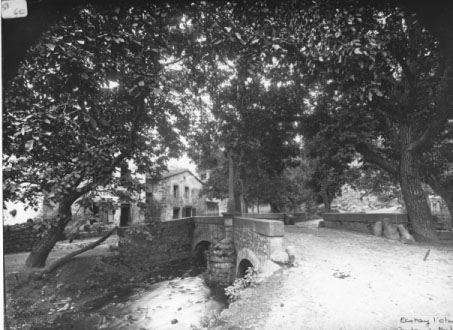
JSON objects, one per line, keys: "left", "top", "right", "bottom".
{"left": 240, "top": 194, "right": 247, "bottom": 214}
{"left": 35, "top": 227, "right": 117, "bottom": 278}
{"left": 233, "top": 190, "right": 242, "bottom": 213}
{"left": 400, "top": 129, "right": 438, "bottom": 240}
{"left": 270, "top": 202, "right": 281, "bottom": 213}
{"left": 320, "top": 182, "right": 332, "bottom": 212}
{"left": 427, "top": 175, "right": 453, "bottom": 230}
{"left": 227, "top": 152, "right": 236, "bottom": 213}
{"left": 322, "top": 197, "right": 332, "bottom": 213}
{"left": 25, "top": 200, "right": 73, "bottom": 268}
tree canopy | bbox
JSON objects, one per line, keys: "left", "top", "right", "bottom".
{"left": 3, "top": 0, "right": 452, "bottom": 270}
{"left": 3, "top": 2, "right": 194, "bottom": 267}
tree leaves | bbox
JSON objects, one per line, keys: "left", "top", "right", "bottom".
{"left": 24, "top": 140, "right": 34, "bottom": 151}
{"left": 3, "top": 2, "right": 194, "bottom": 208}
{"left": 46, "top": 43, "right": 56, "bottom": 51}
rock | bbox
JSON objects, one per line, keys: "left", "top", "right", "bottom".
{"left": 286, "top": 246, "right": 296, "bottom": 264}
{"left": 171, "top": 318, "right": 178, "bottom": 324}
{"left": 318, "top": 221, "right": 326, "bottom": 228}
{"left": 256, "top": 260, "right": 281, "bottom": 283}
{"left": 382, "top": 219, "right": 400, "bottom": 240}
{"left": 270, "top": 251, "right": 289, "bottom": 264}
{"left": 372, "top": 221, "right": 383, "bottom": 236}
{"left": 397, "top": 224, "right": 415, "bottom": 244}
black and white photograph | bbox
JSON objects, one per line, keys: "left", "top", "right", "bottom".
{"left": 2, "top": 0, "right": 453, "bottom": 329}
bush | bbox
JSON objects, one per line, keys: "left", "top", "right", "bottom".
{"left": 224, "top": 267, "right": 257, "bottom": 302}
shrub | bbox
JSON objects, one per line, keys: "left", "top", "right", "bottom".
{"left": 224, "top": 267, "right": 257, "bottom": 302}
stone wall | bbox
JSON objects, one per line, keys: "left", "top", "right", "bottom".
{"left": 243, "top": 212, "right": 307, "bottom": 224}
{"left": 117, "top": 218, "right": 195, "bottom": 272}
{"left": 193, "top": 216, "right": 225, "bottom": 249}
{"left": 148, "top": 171, "right": 207, "bottom": 221}
{"left": 3, "top": 223, "right": 42, "bottom": 254}
{"left": 116, "top": 214, "right": 286, "bottom": 279}
{"left": 319, "top": 213, "right": 409, "bottom": 235}
{"left": 233, "top": 216, "right": 284, "bottom": 271}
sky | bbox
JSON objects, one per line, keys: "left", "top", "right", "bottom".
{"left": 168, "top": 154, "right": 197, "bottom": 173}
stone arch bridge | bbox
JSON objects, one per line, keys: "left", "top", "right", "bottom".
{"left": 118, "top": 214, "right": 285, "bottom": 285}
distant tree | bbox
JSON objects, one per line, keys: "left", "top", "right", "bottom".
{"left": 253, "top": 1, "right": 453, "bottom": 240}
{"left": 348, "top": 165, "right": 402, "bottom": 204}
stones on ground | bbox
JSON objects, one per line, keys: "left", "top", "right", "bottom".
{"left": 382, "top": 218, "right": 400, "bottom": 240}
{"left": 270, "top": 246, "right": 296, "bottom": 266}
{"left": 256, "top": 260, "right": 281, "bottom": 283}
{"left": 333, "top": 270, "right": 351, "bottom": 279}
{"left": 286, "top": 245, "right": 296, "bottom": 265}
{"left": 397, "top": 224, "right": 415, "bottom": 244}
{"left": 372, "top": 221, "right": 383, "bottom": 236}
{"left": 270, "top": 251, "right": 289, "bottom": 264}
{"left": 171, "top": 318, "right": 178, "bottom": 324}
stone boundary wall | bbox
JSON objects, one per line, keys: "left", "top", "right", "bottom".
{"left": 243, "top": 213, "right": 306, "bottom": 224}
{"left": 320, "top": 213, "right": 453, "bottom": 240}
{"left": 4, "top": 222, "right": 115, "bottom": 254}
{"left": 319, "top": 213, "right": 409, "bottom": 235}
{"left": 117, "top": 218, "right": 195, "bottom": 272}
{"left": 233, "top": 216, "right": 284, "bottom": 271}
{"left": 3, "top": 223, "right": 42, "bottom": 254}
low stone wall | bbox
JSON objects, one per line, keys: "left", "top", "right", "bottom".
{"left": 243, "top": 212, "right": 306, "bottom": 224}
{"left": 117, "top": 218, "right": 195, "bottom": 272}
{"left": 233, "top": 216, "right": 284, "bottom": 271}
{"left": 3, "top": 223, "right": 42, "bottom": 254}
{"left": 319, "top": 213, "right": 409, "bottom": 235}
{"left": 243, "top": 213, "right": 285, "bottom": 220}
{"left": 288, "top": 212, "right": 307, "bottom": 223}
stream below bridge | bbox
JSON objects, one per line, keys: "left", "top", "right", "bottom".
{"left": 83, "top": 272, "right": 228, "bottom": 329}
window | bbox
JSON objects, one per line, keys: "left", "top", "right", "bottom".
{"left": 184, "top": 186, "right": 190, "bottom": 199}
{"left": 173, "top": 185, "right": 179, "bottom": 198}
{"left": 206, "top": 202, "right": 219, "bottom": 216}
{"left": 173, "top": 207, "right": 180, "bottom": 219}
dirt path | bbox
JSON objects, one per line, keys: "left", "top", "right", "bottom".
{"left": 218, "top": 220, "right": 453, "bottom": 330}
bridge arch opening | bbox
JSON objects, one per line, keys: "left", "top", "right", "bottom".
{"left": 237, "top": 258, "right": 254, "bottom": 278}
{"left": 193, "top": 240, "right": 211, "bottom": 267}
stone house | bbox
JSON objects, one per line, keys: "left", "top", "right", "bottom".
{"left": 146, "top": 169, "right": 224, "bottom": 221}
{"left": 3, "top": 168, "right": 226, "bottom": 228}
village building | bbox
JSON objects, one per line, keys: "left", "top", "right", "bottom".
{"left": 146, "top": 169, "right": 226, "bottom": 221}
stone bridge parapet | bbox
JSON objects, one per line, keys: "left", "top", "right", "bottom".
{"left": 118, "top": 213, "right": 285, "bottom": 284}
{"left": 232, "top": 216, "right": 284, "bottom": 274}
{"left": 192, "top": 216, "right": 225, "bottom": 250}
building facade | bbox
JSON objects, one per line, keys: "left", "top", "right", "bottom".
{"left": 146, "top": 169, "right": 224, "bottom": 221}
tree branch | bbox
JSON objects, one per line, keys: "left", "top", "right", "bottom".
{"left": 355, "top": 143, "right": 399, "bottom": 177}
{"left": 33, "top": 226, "right": 117, "bottom": 278}
{"left": 410, "top": 58, "right": 453, "bottom": 153}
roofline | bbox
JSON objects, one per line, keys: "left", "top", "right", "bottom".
{"left": 159, "top": 169, "right": 204, "bottom": 184}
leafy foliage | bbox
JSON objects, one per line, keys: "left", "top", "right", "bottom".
{"left": 224, "top": 267, "right": 258, "bottom": 302}
{"left": 2, "top": 2, "right": 199, "bottom": 267}
{"left": 3, "top": 3, "right": 196, "bottom": 208}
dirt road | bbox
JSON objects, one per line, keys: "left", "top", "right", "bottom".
{"left": 218, "top": 220, "right": 453, "bottom": 330}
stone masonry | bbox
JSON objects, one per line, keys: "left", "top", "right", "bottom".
{"left": 117, "top": 214, "right": 285, "bottom": 285}
{"left": 117, "top": 218, "right": 195, "bottom": 272}
{"left": 3, "top": 223, "right": 42, "bottom": 254}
